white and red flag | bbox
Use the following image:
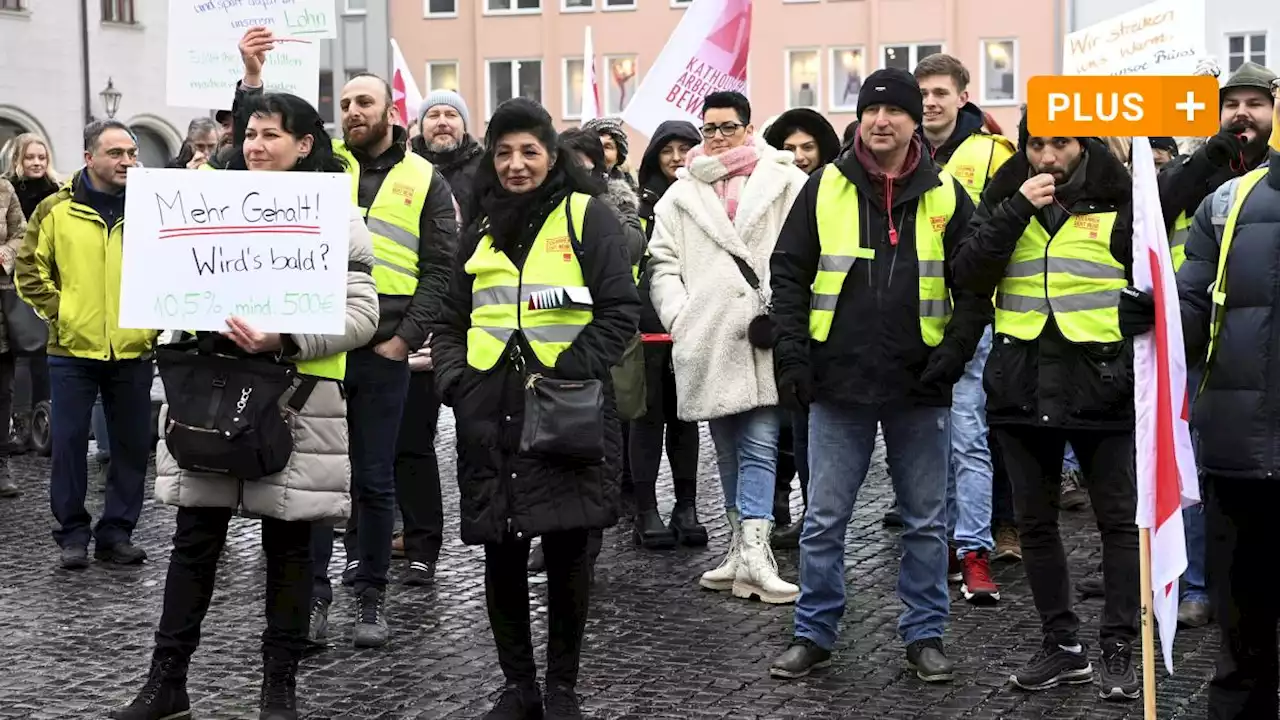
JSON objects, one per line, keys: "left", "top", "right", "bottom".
{"left": 1130, "top": 137, "right": 1201, "bottom": 674}
{"left": 581, "top": 26, "right": 601, "bottom": 124}
{"left": 390, "top": 38, "right": 423, "bottom": 129}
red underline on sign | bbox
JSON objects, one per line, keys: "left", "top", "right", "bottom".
{"left": 158, "top": 225, "right": 322, "bottom": 239}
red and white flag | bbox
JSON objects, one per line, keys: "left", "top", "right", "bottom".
{"left": 390, "top": 38, "right": 423, "bottom": 129}
{"left": 1130, "top": 136, "right": 1201, "bottom": 674}
{"left": 581, "top": 26, "right": 601, "bottom": 124}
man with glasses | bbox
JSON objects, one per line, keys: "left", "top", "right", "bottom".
{"left": 16, "top": 120, "right": 158, "bottom": 570}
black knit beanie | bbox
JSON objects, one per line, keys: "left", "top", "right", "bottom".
{"left": 856, "top": 68, "right": 924, "bottom": 126}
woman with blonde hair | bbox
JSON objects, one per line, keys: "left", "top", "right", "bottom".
{"left": 4, "top": 133, "right": 60, "bottom": 219}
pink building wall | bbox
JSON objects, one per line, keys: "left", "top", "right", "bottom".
{"left": 393, "top": 0, "right": 1059, "bottom": 142}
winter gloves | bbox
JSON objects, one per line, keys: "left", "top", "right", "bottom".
{"left": 919, "top": 342, "right": 969, "bottom": 387}
{"left": 1118, "top": 286, "right": 1156, "bottom": 338}
{"left": 1204, "top": 129, "right": 1248, "bottom": 169}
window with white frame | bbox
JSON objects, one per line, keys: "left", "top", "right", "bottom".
{"left": 786, "top": 50, "right": 820, "bottom": 109}
{"left": 564, "top": 58, "right": 586, "bottom": 119}
{"left": 981, "top": 39, "right": 1017, "bottom": 104}
{"left": 487, "top": 59, "right": 543, "bottom": 116}
{"left": 1227, "top": 33, "right": 1267, "bottom": 72}
{"left": 0, "top": 0, "right": 26, "bottom": 9}
{"left": 344, "top": 0, "right": 367, "bottom": 13}
{"left": 487, "top": 0, "right": 540, "bottom": 13}
{"left": 427, "top": 61, "right": 459, "bottom": 92}
{"left": 604, "top": 0, "right": 636, "bottom": 9}
{"left": 563, "top": 0, "right": 592, "bottom": 10}
{"left": 605, "top": 56, "right": 638, "bottom": 113}
{"left": 426, "top": 0, "right": 457, "bottom": 16}
{"left": 882, "top": 43, "right": 942, "bottom": 71}
{"left": 829, "top": 47, "right": 865, "bottom": 111}
{"left": 101, "top": 0, "right": 135, "bottom": 23}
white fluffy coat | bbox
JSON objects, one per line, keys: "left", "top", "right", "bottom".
{"left": 647, "top": 137, "right": 808, "bottom": 421}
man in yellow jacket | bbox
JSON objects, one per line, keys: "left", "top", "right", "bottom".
{"left": 16, "top": 119, "right": 158, "bottom": 571}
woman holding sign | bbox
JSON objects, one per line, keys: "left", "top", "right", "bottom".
{"left": 110, "top": 93, "right": 380, "bottom": 720}
{"left": 431, "top": 98, "right": 640, "bottom": 720}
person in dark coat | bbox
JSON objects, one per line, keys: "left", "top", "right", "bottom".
{"left": 412, "top": 90, "right": 485, "bottom": 226}
{"left": 763, "top": 108, "right": 841, "bottom": 175}
{"left": 629, "top": 119, "right": 707, "bottom": 549}
{"left": 431, "top": 98, "right": 640, "bottom": 720}
{"left": 951, "top": 111, "right": 1140, "bottom": 700}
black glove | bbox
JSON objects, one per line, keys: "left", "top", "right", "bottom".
{"left": 1118, "top": 286, "right": 1156, "bottom": 338}
{"left": 1203, "top": 129, "right": 1246, "bottom": 169}
{"left": 919, "top": 343, "right": 968, "bottom": 386}
{"left": 777, "top": 367, "right": 813, "bottom": 413}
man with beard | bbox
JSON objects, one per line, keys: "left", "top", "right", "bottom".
{"left": 412, "top": 90, "right": 484, "bottom": 226}
{"left": 298, "top": 70, "right": 459, "bottom": 649}
{"left": 952, "top": 114, "right": 1139, "bottom": 701}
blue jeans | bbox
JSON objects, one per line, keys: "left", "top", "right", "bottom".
{"left": 947, "top": 326, "right": 993, "bottom": 556}
{"left": 1063, "top": 444, "right": 1079, "bottom": 472}
{"left": 796, "top": 402, "right": 951, "bottom": 648}
{"left": 48, "top": 356, "right": 154, "bottom": 549}
{"left": 312, "top": 348, "right": 410, "bottom": 599}
{"left": 708, "top": 406, "right": 780, "bottom": 521}
{"left": 91, "top": 394, "right": 110, "bottom": 462}
{"left": 1183, "top": 366, "right": 1207, "bottom": 603}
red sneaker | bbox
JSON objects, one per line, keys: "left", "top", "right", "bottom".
{"left": 960, "top": 550, "right": 1000, "bottom": 605}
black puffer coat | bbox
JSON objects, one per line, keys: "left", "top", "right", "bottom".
{"left": 636, "top": 120, "right": 701, "bottom": 334}
{"left": 1179, "top": 154, "right": 1280, "bottom": 478}
{"left": 432, "top": 182, "right": 641, "bottom": 545}
{"left": 952, "top": 140, "right": 1136, "bottom": 430}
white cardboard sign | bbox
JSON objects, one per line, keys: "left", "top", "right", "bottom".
{"left": 173, "top": 0, "right": 338, "bottom": 40}
{"left": 120, "top": 168, "right": 351, "bottom": 335}
{"left": 1063, "top": 0, "right": 1206, "bottom": 76}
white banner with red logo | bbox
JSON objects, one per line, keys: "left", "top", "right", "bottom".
{"left": 621, "top": 0, "right": 752, "bottom": 137}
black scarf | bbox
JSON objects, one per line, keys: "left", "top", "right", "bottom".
{"left": 412, "top": 134, "right": 483, "bottom": 173}
{"left": 478, "top": 169, "right": 571, "bottom": 257}
{"left": 11, "top": 175, "right": 59, "bottom": 220}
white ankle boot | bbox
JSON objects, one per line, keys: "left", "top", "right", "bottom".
{"left": 733, "top": 519, "right": 800, "bottom": 604}
{"left": 698, "top": 508, "right": 741, "bottom": 591}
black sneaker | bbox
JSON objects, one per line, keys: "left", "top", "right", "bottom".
{"left": 484, "top": 682, "right": 543, "bottom": 720}
{"left": 882, "top": 509, "right": 904, "bottom": 528}
{"left": 340, "top": 560, "right": 359, "bottom": 586}
{"left": 352, "top": 587, "right": 389, "bottom": 648}
{"left": 769, "top": 637, "right": 832, "bottom": 679}
{"left": 95, "top": 541, "right": 147, "bottom": 565}
{"left": 906, "top": 637, "right": 956, "bottom": 683}
{"left": 108, "top": 654, "right": 191, "bottom": 720}
{"left": 1011, "top": 639, "right": 1093, "bottom": 691}
{"left": 1098, "top": 641, "right": 1140, "bottom": 701}
{"left": 403, "top": 561, "right": 436, "bottom": 586}
{"left": 307, "top": 597, "right": 330, "bottom": 647}
{"left": 544, "top": 684, "right": 583, "bottom": 720}
{"left": 259, "top": 650, "right": 299, "bottom": 720}
{"left": 60, "top": 543, "right": 90, "bottom": 570}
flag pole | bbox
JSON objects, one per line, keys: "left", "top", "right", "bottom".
{"left": 1139, "top": 527, "right": 1158, "bottom": 719}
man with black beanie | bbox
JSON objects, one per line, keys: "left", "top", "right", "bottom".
{"left": 769, "top": 67, "right": 989, "bottom": 683}
{"left": 952, "top": 110, "right": 1140, "bottom": 701}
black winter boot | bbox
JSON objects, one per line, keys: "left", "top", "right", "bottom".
{"left": 668, "top": 501, "right": 708, "bottom": 546}
{"left": 485, "top": 682, "right": 543, "bottom": 720}
{"left": 259, "top": 650, "right": 299, "bottom": 720}
{"left": 109, "top": 653, "right": 192, "bottom": 720}
{"left": 632, "top": 508, "right": 676, "bottom": 549}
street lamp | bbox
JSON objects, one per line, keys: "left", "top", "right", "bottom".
{"left": 100, "top": 78, "right": 122, "bottom": 119}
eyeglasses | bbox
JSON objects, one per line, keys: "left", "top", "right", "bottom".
{"left": 701, "top": 122, "right": 744, "bottom": 139}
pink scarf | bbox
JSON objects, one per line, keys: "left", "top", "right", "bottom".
{"left": 686, "top": 143, "right": 760, "bottom": 222}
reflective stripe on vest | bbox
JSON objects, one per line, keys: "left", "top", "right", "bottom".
{"left": 1170, "top": 211, "right": 1192, "bottom": 271}
{"left": 296, "top": 353, "right": 346, "bottom": 381}
{"left": 332, "top": 140, "right": 433, "bottom": 296}
{"left": 943, "top": 134, "right": 1011, "bottom": 205}
{"left": 1205, "top": 167, "right": 1269, "bottom": 372}
{"left": 465, "top": 193, "right": 594, "bottom": 371}
{"left": 995, "top": 213, "right": 1124, "bottom": 343}
{"left": 809, "top": 165, "right": 957, "bottom": 345}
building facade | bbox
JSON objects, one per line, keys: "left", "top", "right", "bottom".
{"left": 392, "top": 0, "right": 1062, "bottom": 139}
{"left": 0, "top": 0, "right": 388, "bottom": 176}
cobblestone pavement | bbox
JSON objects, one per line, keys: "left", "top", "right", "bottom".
{"left": 0, "top": 414, "right": 1217, "bottom": 719}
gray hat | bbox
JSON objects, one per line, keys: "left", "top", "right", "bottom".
{"left": 1221, "top": 62, "right": 1278, "bottom": 103}
{"left": 419, "top": 90, "right": 471, "bottom": 131}
{"left": 582, "top": 117, "right": 630, "bottom": 165}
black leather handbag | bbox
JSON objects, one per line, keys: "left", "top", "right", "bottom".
{"left": 519, "top": 372, "right": 605, "bottom": 463}
{"left": 1, "top": 286, "right": 48, "bottom": 355}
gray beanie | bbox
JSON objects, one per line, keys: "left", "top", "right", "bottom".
{"left": 582, "top": 116, "right": 630, "bottom": 165}
{"left": 419, "top": 90, "right": 471, "bottom": 132}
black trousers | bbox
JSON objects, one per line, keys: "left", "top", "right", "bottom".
{"left": 989, "top": 430, "right": 1016, "bottom": 528}
{"left": 1207, "top": 475, "right": 1280, "bottom": 720}
{"left": 486, "top": 529, "right": 591, "bottom": 688}
{"left": 0, "top": 352, "right": 14, "bottom": 458}
{"left": 394, "top": 371, "right": 444, "bottom": 564}
{"left": 11, "top": 349, "right": 48, "bottom": 413}
{"left": 628, "top": 343, "right": 699, "bottom": 513}
{"left": 155, "top": 507, "right": 312, "bottom": 659}
{"left": 994, "top": 426, "right": 1139, "bottom": 646}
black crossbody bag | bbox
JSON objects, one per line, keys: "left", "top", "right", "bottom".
{"left": 732, "top": 256, "right": 779, "bottom": 349}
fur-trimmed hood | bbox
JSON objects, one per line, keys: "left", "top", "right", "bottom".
{"left": 596, "top": 176, "right": 639, "bottom": 220}
{"left": 983, "top": 138, "right": 1132, "bottom": 208}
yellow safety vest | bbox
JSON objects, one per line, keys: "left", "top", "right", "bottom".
{"left": 1205, "top": 167, "right": 1269, "bottom": 369}
{"left": 465, "top": 193, "right": 594, "bottom": 371}
{"left": 943, "top": 133, "right": 1015, "bottom": 205}
{"left": 196, "top": 163, "right": 216, "bottom": 171}
{"left": 809, "top": 165, "right": 957, "bottom": 345}
{"left": 1169, "top": 211, "right": 1192, "bottom": 271}
{"left": 995, "top": 212, "right": 1125, "bottom": 343}
{"left": 331, "top": 139, "right": 433, "bottom": 296}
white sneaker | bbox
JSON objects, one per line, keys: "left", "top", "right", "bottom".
{"left": 732, "top": 518, "right": 799, "bottom": 604}
{"left": 699, "top": 509, "right": 741, "bottom": 591}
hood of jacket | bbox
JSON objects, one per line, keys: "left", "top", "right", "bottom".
{"left": 596, "top": 176, "right": 640, "bottom": 221}
{"left": 928, "top": 102, "right": 988, "bottom": 163}
{"left": 638, "top": 120, "right": 702, "bottom": 201}
{"left": 762, "top": 108, "right": 842, "bottom": 167}
{"left": 983, "top": 138, "right": 1131, "bottom": 210}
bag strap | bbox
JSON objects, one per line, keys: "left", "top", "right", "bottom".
{"left": 285, "top": 376, "right": 319, "bottom": 414}
{"left": 732, "top": 255, "right": 760, "bottom": 290}
{"left": 564, "top": 194, "right": 585, "bottom": 260}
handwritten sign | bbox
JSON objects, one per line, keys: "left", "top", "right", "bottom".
{"left": 1064, "top": 0, "right": 1205, "bottom": 76}
{"left": 120, "top": 168, "right": 350, "bottom": 334}
{"left": 171, "top": 0, "right": 338, "bottom": 39}
{"left": 166, "top": 29, "right": 320, "bottom": 109}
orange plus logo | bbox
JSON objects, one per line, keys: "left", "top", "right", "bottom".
{"left": 1026, "top": 75, "right": 1218, "bottom": 138}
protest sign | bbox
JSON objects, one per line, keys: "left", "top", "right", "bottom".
{"left": 172, "top": 0, "right": 338, "bottom": 40}
{"left": 1064, "top": 0, "right": 1205, "bottom": 76}
{"left": 622, "top": 0, "right": 752, "bottom": 137}
{"left": 166, "top": 31, "right": 320, "bottom": 109}
{"left": 119, "top": 168, "right": 350, "bottom": 335}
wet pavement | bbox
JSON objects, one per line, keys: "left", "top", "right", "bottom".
{"left": 0, "top": 416, "right": 1218, "bottom": 719}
